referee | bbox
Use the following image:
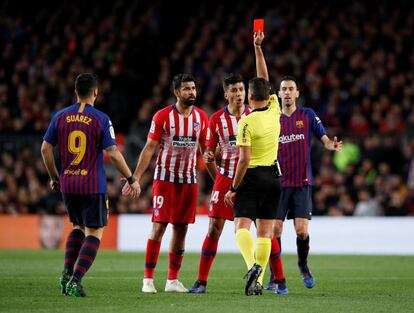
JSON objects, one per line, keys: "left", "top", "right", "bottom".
{"left": 224, "top": 77, "right": 282, "bottom": 296}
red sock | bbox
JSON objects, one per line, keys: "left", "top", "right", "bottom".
{"left": 144, "top": 239, "right": 161, "bottom": 279}
{"left": 269, "top": 237, "right": 285, "bottom": 281}
{"left": 168, "top": 252, "right": 184, "bottom": 280}
{"left": 198, "top": 235, "right": 219, "bottom": 282}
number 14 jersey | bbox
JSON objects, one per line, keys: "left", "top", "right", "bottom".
{"left": 207, "top": 105, "right": 250, "bottom": 179}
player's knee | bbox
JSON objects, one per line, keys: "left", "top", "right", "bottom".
{"left": 85, "top": 227, "right": 104, "bottom": 240}
{"left": 296, "top": 229, "right": 308, "bottom": 240}
{"left": 208, "top": 223, "right": 223, "bottom": 239}
{"left": 257, "top": 230, "right": 273, "bottom": 238}
{"left": 273, "top": 221, "right": 283, "bottom": 237}
{"left": 150, "top": 223, "right": 167, "bottom": 241}
{"left": 73, "top": 224, "right": 85, "bottom": 232}
{"left": 172, "top": 223, "right": 188, "bottom": 234}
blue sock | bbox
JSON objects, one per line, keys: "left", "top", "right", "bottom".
{"left": 73, "top": 236, "right": 100, "bottom": 281}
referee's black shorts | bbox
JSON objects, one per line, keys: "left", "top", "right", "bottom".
{"left": 233, "top": 164, "right": 281, "bottom": 220}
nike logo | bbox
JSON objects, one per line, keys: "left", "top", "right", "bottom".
{"left": 171, "top": 126, "right": 175, "bottom": 128}
{"left": 223, "top": 126, "right": 228, "bottom": 129}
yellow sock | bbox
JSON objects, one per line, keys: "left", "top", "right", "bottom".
{"left": 235, "top": 229, "right": 255, "bottom": 270}
{"left": 256, "top": 237, "right": 271, "bottom": 285}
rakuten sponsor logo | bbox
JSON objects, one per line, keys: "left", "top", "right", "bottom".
{"left": 279, "top": 134, "right": 305, "bottom": 144}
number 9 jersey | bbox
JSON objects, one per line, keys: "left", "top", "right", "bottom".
{"left": 43, "top": 103, "right": 116, "bottom": 194}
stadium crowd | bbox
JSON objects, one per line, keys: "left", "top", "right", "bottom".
{"left": 1, "top": 1, "right": 414, "bottom": 216}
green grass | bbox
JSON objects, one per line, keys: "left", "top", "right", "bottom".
{"left": 1, "top": 250, "right": 413, "bottom": 313}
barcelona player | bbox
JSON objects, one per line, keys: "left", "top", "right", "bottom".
{"left": 41, "top": 73, "right": 140, "bottom": 297}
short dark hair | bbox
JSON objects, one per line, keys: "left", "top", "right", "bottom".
{"left": 75, "top": 73, "right": 98, "bottom": 98}
{"left": 222, "top": 73, "right": 244, "bottom": 91}
{"left": 248, "top": 77, "right": 270, "bottom": 101}
{"left": 172, "top": 73, "right": 196, "bottom": 90}
{"left": 279, "top": 75, "right": 298, "bottom": 87}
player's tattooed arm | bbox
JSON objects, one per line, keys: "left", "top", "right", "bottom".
{"left": 105, "top": 145, "right": 140, "bottom": 198}
{"left": 106, "top": 145, "right": 133, "bottom": 179}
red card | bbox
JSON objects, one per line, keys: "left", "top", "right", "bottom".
{"left": 254, "top": 19, "right": 264, "bottom": 32}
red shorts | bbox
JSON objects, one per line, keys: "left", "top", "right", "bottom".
{"left": 152, "top": 180, "right": 198, "bottom": 224}
{"left": 208, "top": 172, "right": 234, "bottom": 221}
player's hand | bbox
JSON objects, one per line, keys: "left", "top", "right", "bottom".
{"left": 128, "top": 181, "right": 141, "bottom": 199}
{"left": 224, "top": 190, "right": 235, "bottom": 208}
{"left": 254, "top": 30, "right": 264, "bottom": 46}
{"left": 121, "top": 178, "right": 141, "bottom": 199}
{"left": 50, "top": 178, "right": 60, "bottom": 192}
{"left": 203, "top": 151, "right": 215, "bottom": 163}
{"left": 332, "top": 136, "right": 343, "bottom": 152}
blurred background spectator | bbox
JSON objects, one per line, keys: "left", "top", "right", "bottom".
{"left": 1, "top": 1, "right": 413, "bottom": 216}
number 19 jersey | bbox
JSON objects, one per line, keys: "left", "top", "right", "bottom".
{"left": 43, "top": 103, "right": 116, "bottom": 194}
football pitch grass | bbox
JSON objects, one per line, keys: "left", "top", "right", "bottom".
{"left": 1, "top": 251, "right": 413, "bottom": 313}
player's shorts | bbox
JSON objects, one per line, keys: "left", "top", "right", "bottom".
{"left": 62, "top": 193, "right": 108, "bottom": 228}
{"left": 152, "top": 180, "right": 198, "bottom": 224}
{"left": 234, "top": 164, "right": 281, "bottom": 220}
{"left": 276, "top": 186, "right": 312, "bottom": 220}
{"left": 208, "top": 172, "right": 234, "bottom": 221}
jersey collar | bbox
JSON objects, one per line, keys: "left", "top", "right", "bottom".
{"left": 224, "top": 104, "right": 249, "bottom": 116}
{"left": 251, "top": 105, "right": 269, "bottom": 113}
{"left": 172, "top": 103, "right": 194, "bottom": 115}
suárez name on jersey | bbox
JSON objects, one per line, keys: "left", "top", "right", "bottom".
{"left": 172, "top": 135, "right": 197, "bottom": 147}
{"left": 66, "top": 114, "right": 92, "bottom": 125}
{"left": 279, "top": 134, "right": 305, "bottom": 144}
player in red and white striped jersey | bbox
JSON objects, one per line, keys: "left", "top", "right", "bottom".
{"left": 188, "top": 74, "right": 250, "bottom": 293}
{"left": 122, "top": 74, "right": 209, "bottom": 293}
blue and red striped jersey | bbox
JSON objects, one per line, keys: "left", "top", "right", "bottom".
{"left": 43, "top": 103, "right": 116, "bottom": 194}
{"left": 278, "top": 108, "right": 327, "bottom": 187}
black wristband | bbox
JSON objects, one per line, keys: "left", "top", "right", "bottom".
{"left": 126, "top": 176, "right": 136, "bottom": 185}
{"left": 230, "top": 185, "right": 238, "bottom": 192}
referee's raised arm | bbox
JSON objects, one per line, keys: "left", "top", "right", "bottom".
{"left": 254, "top": 31, "right": 269, "bottom": 81}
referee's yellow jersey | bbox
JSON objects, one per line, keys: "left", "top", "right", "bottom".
{"left": 236, "top": 94, "right": 281, "bottom": 168}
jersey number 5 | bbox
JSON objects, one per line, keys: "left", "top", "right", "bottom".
{"left": 68, "top": 130, "right": 87, "bottom": 165}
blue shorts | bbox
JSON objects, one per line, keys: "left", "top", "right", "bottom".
{"left": 62, "top": 193, "right": 108, "bottom": 228}
{"left": 276, "top": 186, "right": 312, "bottom": 220}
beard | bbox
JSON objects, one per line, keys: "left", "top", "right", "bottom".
{"left": 182, "top": 97, "right": 196, "bottom": 106}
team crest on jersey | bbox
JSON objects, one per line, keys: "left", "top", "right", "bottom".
{"left": 193, "top": 122, "right": 200, "bottom": 131}
{"left": 154, "top": 208, "right": 159, "bottom": 217}
{"left": 296, "top": 120, "right": 304, "bottom": 128}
